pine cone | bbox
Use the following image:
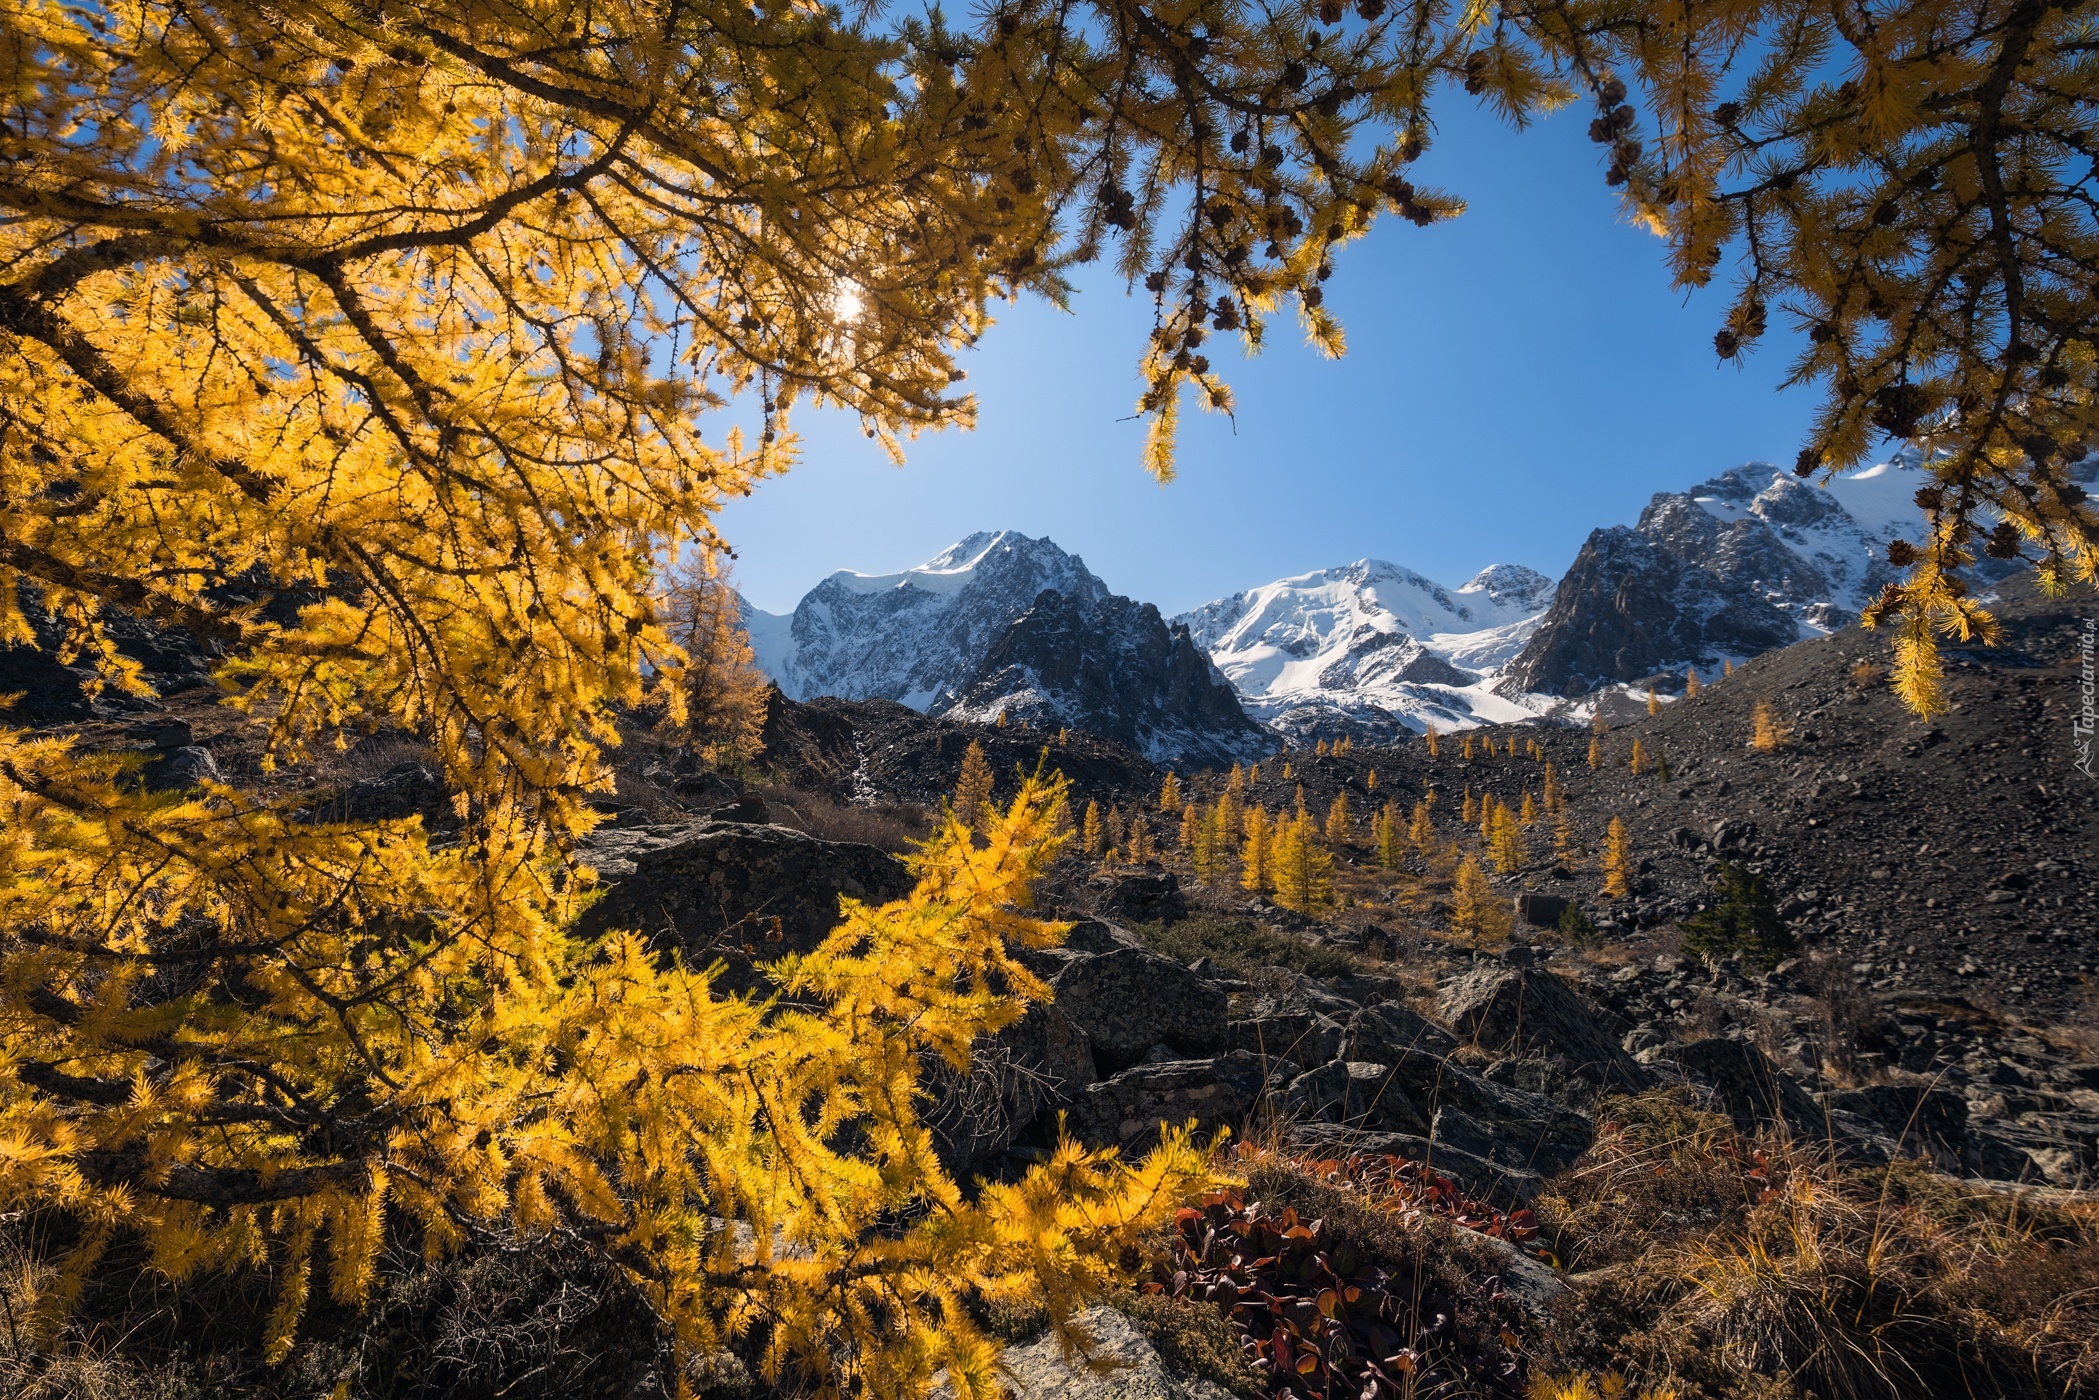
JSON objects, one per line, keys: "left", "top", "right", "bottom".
{"left": 1886, "top": 539, "right": 1917, "bottom": 566}
{"left": 1714, "top": 327, "right": 1740, "bottom": 358}
{"left": 1869, "top": 383, "right": 1926, "bottom": 436}
{"left": 1712, "top": 101, "right": 1740, "bottom": 125}
{"left": 1795, "top": 447, "right": 1821, "bottom": 477}
{"left": 1914, "top": 485, "right": 1945, "bottom": 510}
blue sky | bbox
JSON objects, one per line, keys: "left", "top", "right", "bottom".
{"left": 720, "top": 92, "right": 1824, "bottom": 618}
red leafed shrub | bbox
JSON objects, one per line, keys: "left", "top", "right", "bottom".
{"left": 1295, "top": 1154, "right": 1550, "bottom": 1257}
{"left": 1149, "top": 1153, "right": 1538, "bottom": 1399}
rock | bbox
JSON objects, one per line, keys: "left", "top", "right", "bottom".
{"left": 923, "top": 1001, "right": 1095, "bottom": 1179}
{"left": 1070, "top": 1052, "right": 1273, "bottom": 1151}
{"left": 1096, "top": 870, "right": 1188, "bottom": 924}
{"left": 127, "top": 718, "right": 194, "bottom": 748}
{"left": 1452, "top": 1230, "right": 1571, "bottom": 1322}
{"left": 1224, "top": 999, "right": 1343, "bottom": 1064}
{"left": 1829, "top": 1083, "right": 1970, "bottom": 1168}
{"left": 1062, "top": 918, "right": 1149, "bottom": 954}
{"left": 1671, "top": 1038, "right": 1823, "bottom": 1136}
{"left": 145, "top": 745, "right": 221, "bottom": 789}
{"left": 707, "top": 795, "right": 771, "bottom": 823}
{"left": 1285, "top": 1060, "right": 1424, "bottom": 1134}
{"left": 1514, "top": 893, "right": 1571, "bottom": 928}
{"left": 334, "top": 762, "right": 451, "bottom": 826}
{"left": 1375, "top": 1047, "right": 1593, "bottom": 1179}
{"left": 1502, "top": 524, "right": 1800, "bottom": 694}
{"left": 937, "top": 1305, "right": 1236, "bottom": 1400}
{"left": 1051, "top": 947, "right": 1228, "bottom": 1069}
{"left": 1439, "top": 966, "right": 1644, "bottom": 1089}
{"left": 574, "top": 821, "right": 913, "bottom": 994}
{"left": 1711, "top": 819, "right": 1757, "bottom": 853}
{"left": 1338, "top": 1001, "right": 1460, "bottom": 1062}
{"left": 943, "top": 586, "right": 1273, "bottom": 769}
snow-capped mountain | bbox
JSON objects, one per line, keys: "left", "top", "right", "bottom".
{"left": 1172, "top": 560, "right": 1557, "bottom": 741}
{"left": 743, "top": 531, "right": 1269, "bottom": 764}
{"left": 744, "top": 531, "right": 1107, "bottom": 710}
{"left": 944, "top": 590, "right": 1273, "bottom": 767}
{"left": 1502, "top": 450, "right": 2060, "bottom": 696}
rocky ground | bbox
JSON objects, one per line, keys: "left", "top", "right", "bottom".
{"left": 8, "top": 570, "right": 2099, "bottom": 1398}
{"left": 705, "top": 562, "right": 2099, "bottom": 1200}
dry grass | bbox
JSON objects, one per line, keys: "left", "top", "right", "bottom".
{"left": 1540, "top": 1092, "right": 2099, "bottom": 1399}
{"left": 746, "top": 781, "right": 932, "bottom": 852}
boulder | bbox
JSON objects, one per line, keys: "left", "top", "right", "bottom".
{"left": 1381, "top": 1048, "right": 1593, "bottom": 1178}
{"left": 1061, "top": 918, "right": 1149, "bottom": 954}
{"left": 1096, "top": 870, "right": 1188, "bottom": 924}
{"left": 146, "top": 745, "right": 221, "bottom": 790}
{"left": 935, "top": 1305, "right": 1236, "bottom": 1400}
{"left": 1672, "top": 1038, "right": 1822, "bottom": 1136}
{"left": 1070, "top": 1052, "right": 1273, "bottom": 1151}
{"left": 1439, "top": 966, "right": 1645, "bottom": 1089}
{"left": 1285, "top": 1060, "right": 1425, "bottom": 1134}
{"left": 1050, "top": 946, "right": 1228, "bottom": 1069}
{"left": 1339, "top": 1001, "right": 1460, "bottom": 1062}
{"left": 923, "top": 1002, "right": 1096, "bottom": 1179}
{"left": 334, "top": 761, "right": 452, "bottom": 827}
{"left": 574, "top": 821, "right": 913, "bottom": 994}
{"left": 1514, "top": 893, "right": 1571, "bottom": 928}
{"left": 1829, "top": 1083, "right": 1970, "bottom": 1169}
{"left": 1224, "top": 996, "right": 1343, "bottom": 1064}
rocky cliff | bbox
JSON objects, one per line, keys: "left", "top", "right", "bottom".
{"left": 942, "top": 588, "right": 1273, "bottom": 768}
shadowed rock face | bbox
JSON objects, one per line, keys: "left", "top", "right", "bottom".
{"left": 1500, "top": 526, "right": 1799, "bottom": 695}
{"left": 1439, "top": 964, "right": 1647, "bottom": 1090}
{"left": 573, "top": 820, "right": 912, "bottom": 994}
{"left": 942, "top": 587, "right": 1273, "bottom": 768}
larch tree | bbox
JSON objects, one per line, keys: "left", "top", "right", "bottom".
{"left": 663, "top": 556, "right": 772, "bottom": 768}
{"left": 1685, "top": 668, "right": 1703, "bottom": 698}
{"left": 1082, "top": 799, "right": 1106, "bottom": 859}
{"left": 1324, "top": 790, "right": 1353, "bottom": 844}
{"left": 1158, "top": 771, "right": 1183, "bottom": 811}
{"left": 1240, "top": 806, "right": 1273, "bottom": 894}
{"left": 1408, "top": 799, "right": 1434, "bottom": 851}
{"left": 1604, "top": 817, "right": 1635, "bottom": 899}
{"left": 1270, "top": 810, "right": 1334, "bottom": 915}
{"left": 7, "top": 0, "right": 2099, "bottom": 1380}
{"left": 1451, "top": 853, "right": 1507, "bottom": 944}
{"left": 1752, "top": 699, "right": 1790, "bottom": 752}
{"left": 953, "top": 737, "right": 996, "bottom": 832}
{"left": 1423, "top": 722, "right": 1440, "bottom": 759}
{"left": 1488, "top": 801, "right": 1525, "bottom": 873}
{"left": 1375, "top": 802, "right": 1402, "bottom": 870}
